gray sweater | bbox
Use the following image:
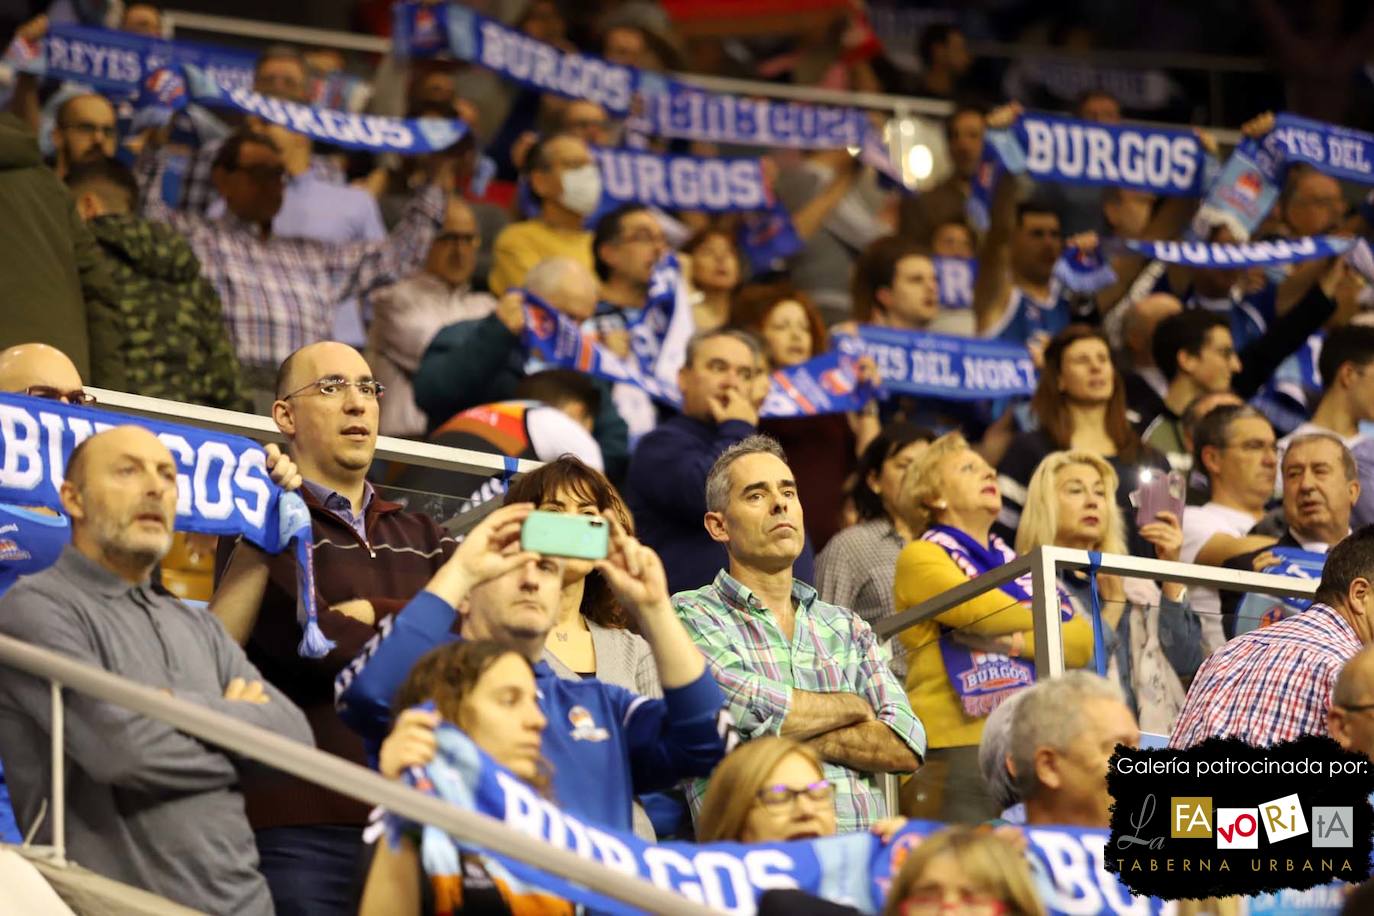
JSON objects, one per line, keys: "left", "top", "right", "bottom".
{"left": 0, "top": 547, "right": 313, "bottom": 915}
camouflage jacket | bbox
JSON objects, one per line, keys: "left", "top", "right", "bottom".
{"left": 86, "top": 214, "right": 248, "bottom": 410}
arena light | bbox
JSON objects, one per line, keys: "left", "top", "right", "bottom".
{"left": 906, "top": 143, "right": 934, "bottom": 181}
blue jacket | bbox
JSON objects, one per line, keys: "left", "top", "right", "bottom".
{"left": 334, "top": 591, "right": 730, "bottom": 832}
{"left": 624, "top": 414, "right": 814, "bottom": 595}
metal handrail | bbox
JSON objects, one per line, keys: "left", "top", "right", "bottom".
{"left": 0, "top": 634, "right": 713, "bottom": 915}
{"left": 873, "top": 546, "right": 1321, "bottom": 678}
{"left": 86, "top": 387, "right": 541, "bottom": 478}
{"left": 161, "top": 8, "right": 1246, "bottom": 143}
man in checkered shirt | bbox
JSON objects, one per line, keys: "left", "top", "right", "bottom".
{"left": 1170, "top": 526, "right": 1374, "bottom": 748}
{"left": 673, "top": 435, "right": 926, "bottom": 832}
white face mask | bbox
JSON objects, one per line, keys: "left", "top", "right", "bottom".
{"left": 558, "top": 164, "right": 603, "bottom": 216}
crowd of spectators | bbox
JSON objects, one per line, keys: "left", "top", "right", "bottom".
{"left": 7, "top": 1, "right": 1374, "bottom": 915}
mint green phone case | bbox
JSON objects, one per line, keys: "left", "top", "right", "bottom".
{"left": 520, "top": 511, "right": 610, "bottom": 560}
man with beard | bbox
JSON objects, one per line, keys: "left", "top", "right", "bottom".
{"left": 0, "top": 426, "right": 313, "bottom": 914}
{"left": 50, "top": 92, "right": 117, "bottom": 178}
{"left": 211, "top": 340, "right": 458, "bottom": 916}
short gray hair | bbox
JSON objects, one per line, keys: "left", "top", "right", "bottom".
{"left": 978, "top": 689, "right": 1029, "bottom": 811}
{"left": 1008, "top": 672, "right": 1125, "bottom": 803}
{"left": 704, "top": 434, "right": 788, "bottom": 514}
{"left": 684, "top": 328, "right": 762, "bottom": 369}
{"left": 1284, "top": 431, "right": 1357, "bottom": 483}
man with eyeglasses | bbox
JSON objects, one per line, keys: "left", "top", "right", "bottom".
{"left": 368, "top": 198, "right": 496, "bottom": 437}
{"left": 1173, "top": 526, "right": 1374, "bottom": 748}
{"left": 141, "top": 128, "right": 452, "bottom": 410}
{"left": 1329, "top": 646, "right": 1374, "bottom": 761}
{"left": 50, "top": 93, "right": 117, "bottom": 178}
{"left": 1181, "top": 404, "right": 1280, "bottom": 652}
{"left": 210, "top": 340, "right": 458, "bottom": 916}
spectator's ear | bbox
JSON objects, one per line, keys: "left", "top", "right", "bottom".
{"left": 271, "top": 398, "right": 295, "bottom": 437}
{"left": 1199, "top": 444, "right": 1222, "bottom": 478}
{"left": 703, "top": 510, "right": 729, "bottom": 545}
{"left": 74, "top": 191, "right": 104, "bottom": 222}
{"left": 58, "top": 479, "right": 84, "bottom": 522}
{"left": 1033, "top": 744, "right": 1062, "bottom": 792}
{"left": 1330, "top": 707, "right": 1351, "bottom": 749}
{"left": 874, "top": 285, "right": 893, "bottom": 316}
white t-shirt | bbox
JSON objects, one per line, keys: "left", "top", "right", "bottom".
{"left": 1181, "top": 501, "right": 1262, "bottom": 654}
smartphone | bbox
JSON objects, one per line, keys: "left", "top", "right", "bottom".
{"left": 520, "top": 511, "right": 610, "bottom": 561}
{"left": 1133, "top": 468, "right": 1186, "bottom": 529}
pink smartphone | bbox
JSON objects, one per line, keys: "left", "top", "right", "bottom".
{"left": 1134, "top": 468, "right": 1186, "bottom": 528}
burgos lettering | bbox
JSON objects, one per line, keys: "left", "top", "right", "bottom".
{"left": 1023, "top": 117, "right": 1200, "bottom": 191}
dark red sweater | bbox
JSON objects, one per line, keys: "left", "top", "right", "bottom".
{"left": 214, "top": 487, "right": 456, "bottom": 829}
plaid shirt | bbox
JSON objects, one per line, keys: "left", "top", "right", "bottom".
{"left": 143, "top": 185, "right": 445, "bottom": 370}
{"left": 814, "top": 518, "right": 908, "bottom": 678}
{"left": 1170, "top": 603, "right": 1361, "bottom": 748}
{"left": 674, "top": 570, "right": 927, "bottom": 832}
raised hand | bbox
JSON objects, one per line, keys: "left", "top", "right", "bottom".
{"left": 1241, "top": 112, "right": 1275, "bottom": 141}
{"left": 708, "top": 387, "right": 759, "bottom": 427}
{"left": 1138, "top": 510, "right": 1183, "bottom": 563}
{"left": 379, "top": 708, "right": 440, "bottom": 780}
{"left": 432, "top": 504, "right": 540, "bottom": 603}
{"left": 264, "top": 443, "right": 302, "bottom": 491}
{"left": 593, "top": 514, "right": 672, "bottom": 624}
{"left": 986, "top": 102, "right": 1023, "bottom": 131}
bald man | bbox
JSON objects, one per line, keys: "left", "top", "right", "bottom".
{"left": 0, "top": 427, "right": 311, "bottom": 914}
{"left": 1330, "top": 646, "right": 1374, "bottom": 760}
{"left": 0, "top": 343, "right": 88, "bottom": 598}
{"left": 211, "top": 340, "right": 457, "bottom": 915}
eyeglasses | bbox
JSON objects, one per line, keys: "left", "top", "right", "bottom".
{"left": 1338, "top": 701, "right": 1374, "bottom": 714}
{"left": 435, "top": 231, "right": 479, "bottom": 246}
{"left": 25, "top": 385, "right": 96, "bottom": 406}
{"left": 282, "top": 375, "right": 385, "bottom": 401}
{"left": 234, "top": 163, "right": 288, "bottom": 184}
{"left": 755, "top": 780, "right": 833, "bottom": 808}
{"left": 899, "top": 894, "right": 1008, "bottom": 916}
{"left": 60, "top": 121, "right": 117, "bottom": 140}
{"left": 1223, "top": 438, "right": 1278, "bottom": 456}
{"left": 620, "top": 229, "right": 666, "bottom": 246}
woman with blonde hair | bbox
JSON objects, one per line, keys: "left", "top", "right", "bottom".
{"left": 882, "top": 825, "right": 1045, "bottom": 916}
{"left": 893, "top": 432, "right": 1093, "bottom": 823}
{"left": 1015, "top": 450, "right": 1202, "bottom": 734}
{"left": 696, "top": 736, "right": 904, "bottom": 844}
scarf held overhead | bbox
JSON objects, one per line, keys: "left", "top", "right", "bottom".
{"left": 0, "top": 392, "right": 330, "bottom": 658}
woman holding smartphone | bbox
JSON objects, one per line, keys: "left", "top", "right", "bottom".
{"left": 1015, "top": 451, "right": 1202, "bottom": 735}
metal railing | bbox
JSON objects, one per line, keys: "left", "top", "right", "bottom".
{"left": 0, "top": 633, "right": 713, "bottom": 915}
{"left": 873, "top": 546, "right": 1319, "bottom": 677}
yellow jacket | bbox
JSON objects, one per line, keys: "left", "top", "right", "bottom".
{"left": 487, "top": 220, "right": 593, "bottom": 295}
{"left": 893, "top": 540, "right": 1094, "bottom": 749}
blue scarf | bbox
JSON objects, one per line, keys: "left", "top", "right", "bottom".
{"left": 1234, "top": 546, "right": 1327, "bottom": 636}
{"left": 522, "top": 292, "right": 875, "bottom": 418}
{"left": 933, "top": 257, "right": 976, "bottom": 309}
{"left": 594, "top": 147, "right": 771, "bottom": 213}
{"left": 987, "top": 112, "right": 1207, "bottom": 196}
{"left": 17, "top": 22, "right": 255, "bottom": 93}
{"left": 391, "top": 2, "right": 895, "bottom": 164}
{"left": 1123, "top": 235, "right": 1355, "bottom": 267}
{"left": 833, "top": 326, "right": 1037, "bottom": 401}
{"left": 922, "top": 525, "right": 1073, "bottom": 718}
{"left": 738, "top": 199, "right": 805, "bottom": 273}
{"left": 390, "top": 722, "right": 1176, "bottom": 915}
{"left": 30, "top": 24, "right": 468, "bottom": 155}
{"left": 0, "top": 393, "right": 329, "bottom": 658}
{"left": 1053, "top": 241, "right": 1118, "bottom": 295}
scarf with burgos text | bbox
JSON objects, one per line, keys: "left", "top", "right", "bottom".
{"left": 385, "top": 721, "right": 1176, "bottom": 915}
{"left": 389, "top": 1, "right": 895, "bottom": 166}
{"left": 0, "top": 392, "right": 329, "bottom": 657}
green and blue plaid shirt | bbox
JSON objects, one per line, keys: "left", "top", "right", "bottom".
{"left": 674, "top": 570, "right": 927, "bottom": 832}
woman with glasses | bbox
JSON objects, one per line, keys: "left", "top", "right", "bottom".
{"left": 695, "top": 737, "right": 903, "bottom": 844}
{"left": 882, "top": 825, "right": 1045, "bottom": 916}
{"left": 360, "top": 639, "right": 574, "bottom": 915}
